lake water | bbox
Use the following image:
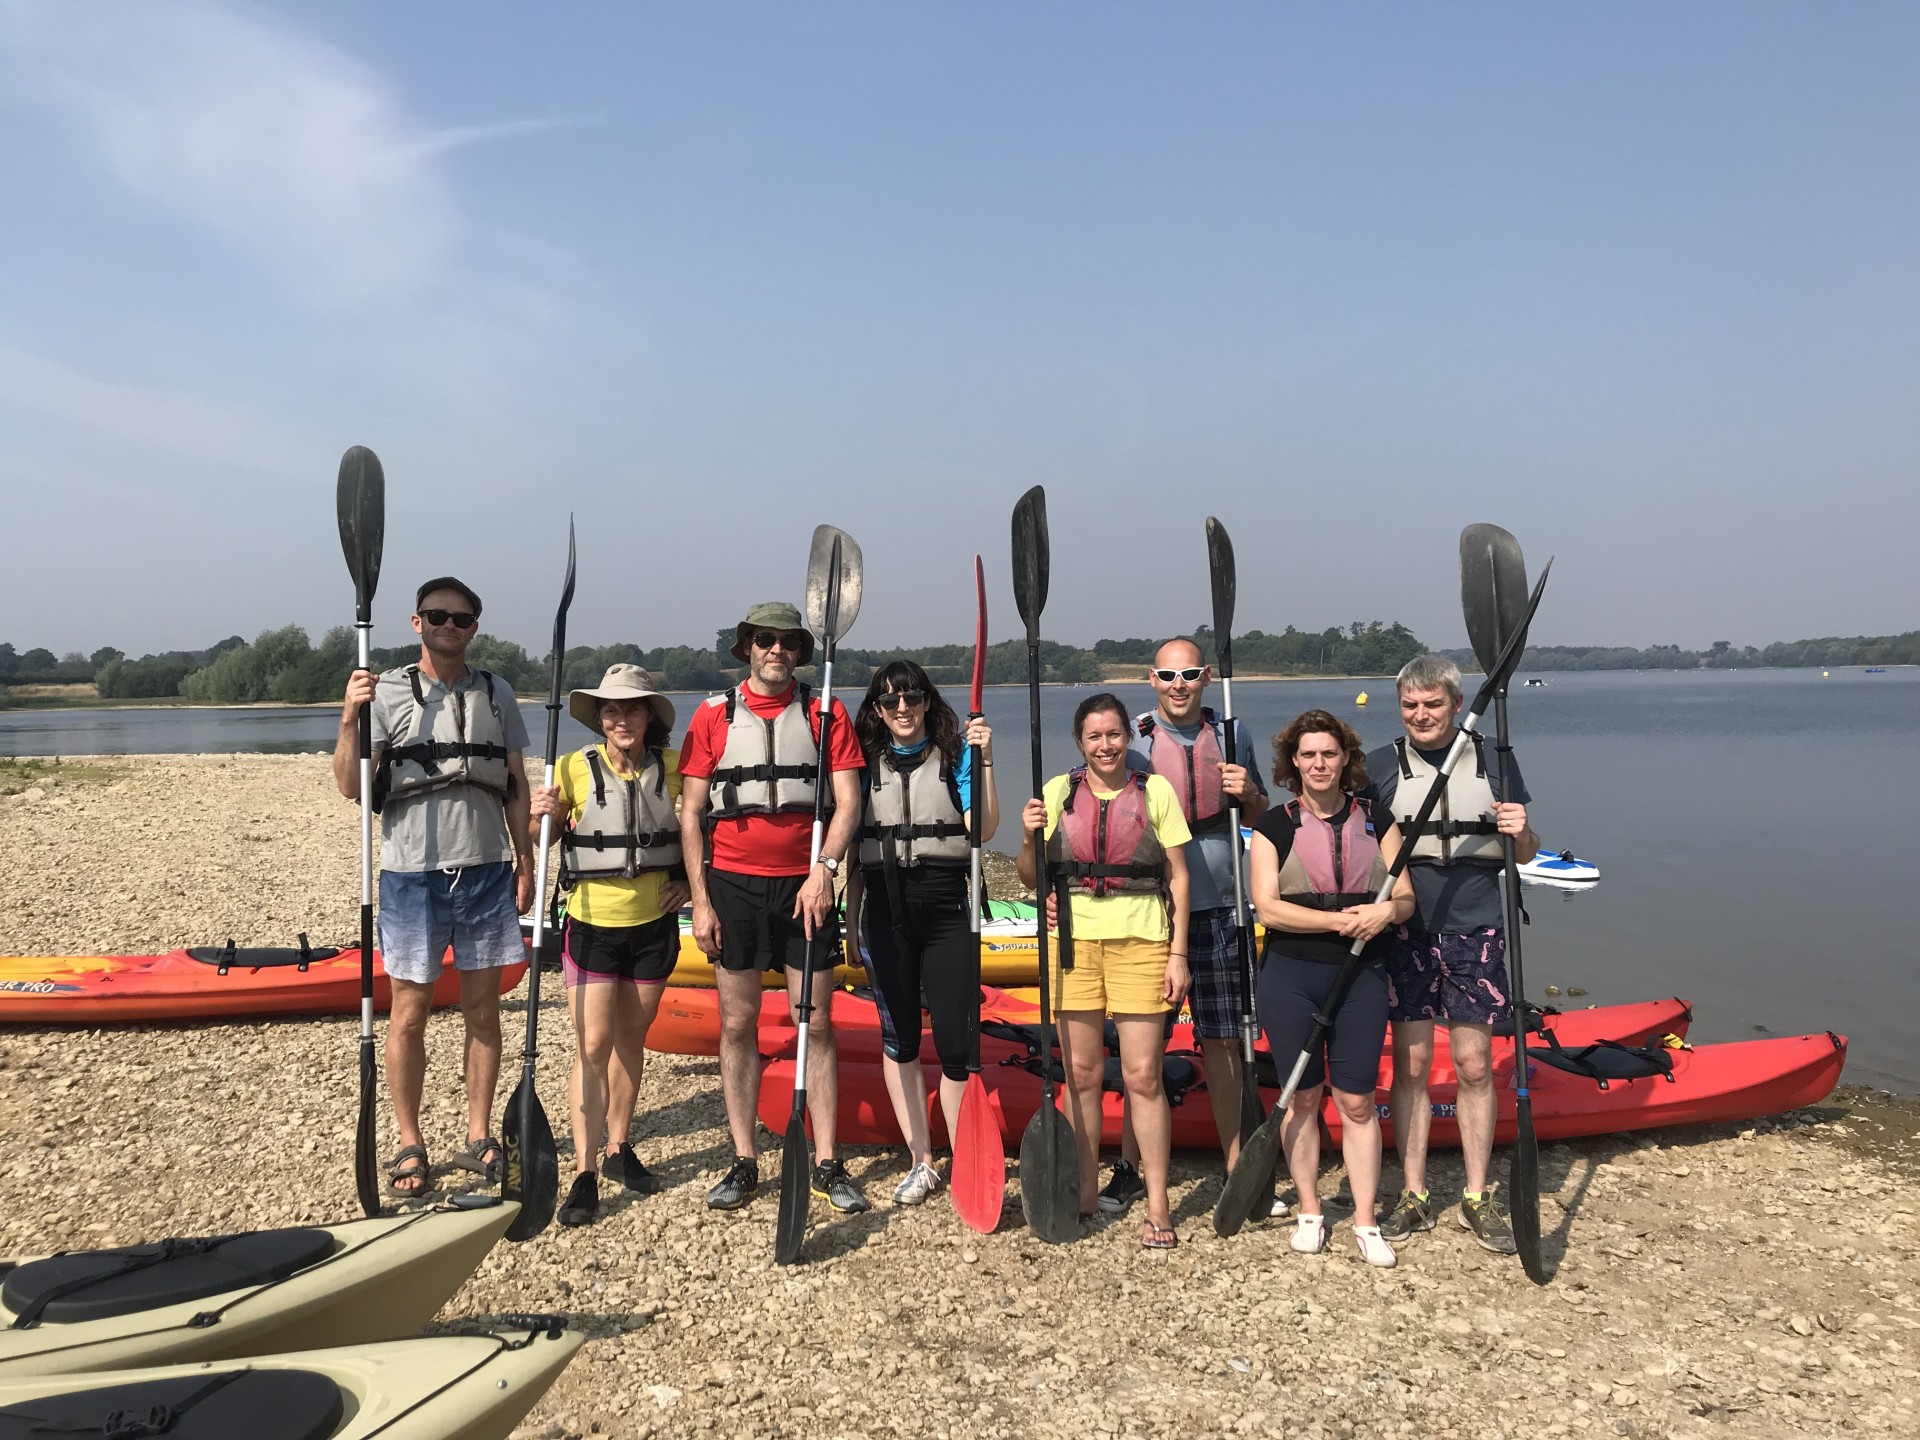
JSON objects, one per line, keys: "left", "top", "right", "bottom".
{"left": 5, "top": 668, "right": 1915, "bottom": 1092}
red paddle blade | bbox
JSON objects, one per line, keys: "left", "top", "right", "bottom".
{"left": 970, "top": 554, "right": 987, "bottom": 715}
{"left": 950, "top": 1074, "right": 1005, "bottom": 1234}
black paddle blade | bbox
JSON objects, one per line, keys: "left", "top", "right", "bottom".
{"left": 1236, "top": 1069, "right": 1262, "bottom": 1150}
{"left": 1215, "top": 1100, "right": 1285, "bottom": 1236}
{"left": 501, "top": 1079, "right": 558, "bottom": 1242}
{"left": 335, "top": 446, "right": 385, "bottom": 620}
{"left": 806, "top": 525, "right": 863, "bottom": 641}
{"left": 354, "top": 1041, "right": 379, "bottom": 1217}
{"left": 1017, "top": 1105, "right": 1080, "bottom": 1245}
{"left": 1011, "top": 487, "right": 1050, "bottom": 637}
{"left": 1460, "top": 524, "right": 1531, "bottom": 677}
{"left": 1512, "top": 1095, "right": 1547, "bottom": 1283}
{"left": 775, "top": 1110, "right": 811, "bottom": 1265}
{"left": 1205, "top": 516, "right": 1236, "bottom": 677}
{"left": 554, "top": 519, "right": 578, "bottom": 655}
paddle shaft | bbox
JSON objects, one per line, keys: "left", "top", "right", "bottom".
{"left": 788, "top": 641, "right": 838, "bottom": 1089}
{"left": 1216, "top": 677, "right": 1261, "bottom": 1133}
{"left": 355, "top": 622, "right": 375, "bottom": 1036}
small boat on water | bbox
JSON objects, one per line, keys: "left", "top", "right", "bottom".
{"left": 1518, "top": 848, "right": 1600, "bottom": 884}
{"left": 1523, "top": 677, "right": 1548, "bottom": 687}
{"left": 1865, "top": 667, "right": 1887, "bottom": 673}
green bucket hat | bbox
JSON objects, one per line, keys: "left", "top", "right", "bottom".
{"left": 730, "top": 601, "right": 814, "bottom": 664}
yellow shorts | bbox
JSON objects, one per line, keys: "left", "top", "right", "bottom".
{"left": 1051, "top": 936, "right": 1173, "bottom": 1017}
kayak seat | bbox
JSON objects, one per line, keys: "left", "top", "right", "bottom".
{"left": 1006, "top": 1053, "right": 1199, "bottom": 1103}
{"left": 980, "top": 1018, "right": 1122, "bottom": 1057}
{"left": 1525, "top": 1033, "right": 1675, "bottom": 1090}
{"left": 183, "top": 946, "right": 343, "bottom": 969}
{"left": 1490, "top": 1004, "right": 1561, "bottom": 1039}
{"left": 3, "top": 1227, "right": 337, "bottom": 1328}
{"left": 0, "top": 1367, "right": 343, "bottom": 1440}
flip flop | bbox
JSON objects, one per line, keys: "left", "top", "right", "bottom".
{"left": 1142, "top": 1221, "right": 1178, "bottom": 1251}
{"left": 386, "top": 1144, "right": 435, "bottom": 1197}
{"left": 447, "top": 1135, "right": 503, "bottom": 1186}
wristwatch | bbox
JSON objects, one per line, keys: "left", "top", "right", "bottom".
{"left": 818, "top": 856, "right": 841, "bottom": 875}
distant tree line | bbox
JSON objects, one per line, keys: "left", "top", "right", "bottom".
{"left": 1441, "top": 632, "right": 1920, "bottom": 674}
{"left": 3, "top": 625, "right": 1912, "bottom": 708}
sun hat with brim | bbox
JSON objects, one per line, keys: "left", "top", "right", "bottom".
{"left": 729, "top": 601, "right": 814, "bottom": 664}
{"left": 567, "top": 664, "right": 676, "bottom": 735}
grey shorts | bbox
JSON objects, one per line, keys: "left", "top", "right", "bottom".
{"left": 377, "top": 863, "right": 524, "bottom": 985}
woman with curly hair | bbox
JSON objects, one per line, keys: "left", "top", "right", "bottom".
{"left": 1249, "top": 709, "right": 1413, "bottom": 1267}
{"left": 848, "top": 659, "right": 998, "bottom": 1206}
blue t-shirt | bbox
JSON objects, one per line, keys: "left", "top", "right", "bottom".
{"left": 1126, "top": 711, "right": 1266, "bottom": 914}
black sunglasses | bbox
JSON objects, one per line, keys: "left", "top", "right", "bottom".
{"left": 1151, "top": 666, "right": 1205, "bottom": 683}
{"left": 419, "top": 609, "right": 478, "bottom": 630}
{"left": 752, "top": 630, "right": 809, "bottom": 652}
{"left": 874, "top": 690, "right": 926, "bottom": 711}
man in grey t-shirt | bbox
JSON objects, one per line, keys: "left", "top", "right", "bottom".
{"left": 332, "top": 577, "right": 533, "bottom": 1198}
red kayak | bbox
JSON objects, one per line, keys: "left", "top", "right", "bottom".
{"left": 657, "top": 982, "right": 1691, "bottom": 1070}
{"left": 0, "top": 942, "right": 529, "bottom": 1024}
{"left": 758, "top": 1026, "right": 1840, "bottom": 1152}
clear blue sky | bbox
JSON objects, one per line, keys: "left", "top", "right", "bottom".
{"left": 3, "top": 2, "right": 1915, "bottom": 658}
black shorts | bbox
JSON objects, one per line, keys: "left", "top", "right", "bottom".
{"left": 707, "top": 868, "right": 842, "bottom": 974}
{"left": 562, "top": 912, "right": 679, "bottom": 987}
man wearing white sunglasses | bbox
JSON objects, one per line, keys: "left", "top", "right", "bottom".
{"left": 1095, "top": 637, "right": 1270, "bottom": 1214}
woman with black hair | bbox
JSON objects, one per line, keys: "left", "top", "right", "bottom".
{"left": 848, "top": 659, "right": 999, "bottom": 1206}
{"left": 528, "top": 664, "right": 687, "bottom": 1226}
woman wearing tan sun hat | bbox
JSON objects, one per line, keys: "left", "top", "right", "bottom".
{"left": 528, "top": 662, "right": 686, "bottom": 1226}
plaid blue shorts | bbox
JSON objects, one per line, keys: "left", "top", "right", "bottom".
{"left": 1186, "top": 905, "right": 1255, "bottom": 1041}
{"left": 377, "top": 862, "right": 524, "bottom": 985}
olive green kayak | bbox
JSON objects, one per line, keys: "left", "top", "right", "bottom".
{"left": 0, "top": 1201, "right": 516, "bottom": 1377}
{"left": 0, "top": 1322, "right": 583, "bottom": 1440}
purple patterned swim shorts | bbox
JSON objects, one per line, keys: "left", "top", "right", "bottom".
{"left": 1384, "top": 927, "right": 1510, "bottom": 1025}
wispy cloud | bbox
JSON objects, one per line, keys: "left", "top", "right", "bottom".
{"left": 0, "top": 0, "right": 563, "bottom": 307}
{"left": 0, "top": 341, "right": 313, "bottom": 477}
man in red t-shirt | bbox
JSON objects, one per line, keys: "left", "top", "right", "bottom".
{"left": 678, "top": 601, "right": 867, "bottom": 1213}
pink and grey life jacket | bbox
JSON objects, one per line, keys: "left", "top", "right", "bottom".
{"left": 1274, "top": 797, "right": 1390, "bottom": 910}
{"left": 1134, "top": 709, "right": 1231, "bottom": 833}
{"left": 1044, "top": 768, "right": 1169, "bottom": 898}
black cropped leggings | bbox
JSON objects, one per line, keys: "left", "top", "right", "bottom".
{"left": 861, "top": 864, "right": 975, "bottom": 1082}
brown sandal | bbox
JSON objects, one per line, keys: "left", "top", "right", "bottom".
{"left": 386, "top": 1144, "right": 435, "bottom": 1197}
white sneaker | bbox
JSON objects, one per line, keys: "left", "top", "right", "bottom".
{"left": 1290, "top": 1213, "right": 1329, "bottom": 1254}
{"left": 1267, "top": 1194, "right": 1291, "bottom": 1220}
{"left": 1354, "top": 1224, "right": 1398, "bottom": 1268}
{"left": 892, "top": 1161, "right": 945, "bottom": 1207}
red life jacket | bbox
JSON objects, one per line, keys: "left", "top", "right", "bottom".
{"left": 1044, "top": 768, "right": 1169, "bottom": 897}
{"left": 1274, "top": 796, "right": 1389, "bottom": 910}
{"left": 1134, "top": 709, "right": 1230, "bottom": 832}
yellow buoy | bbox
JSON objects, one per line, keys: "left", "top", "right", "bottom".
{"left": 1822, "top": 670, "right": 1829, "bottom": 678}
{"left": 1355, "top": 691, "right": 1368, "bottom": 707}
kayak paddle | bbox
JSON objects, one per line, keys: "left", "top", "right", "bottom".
{"left": 1214, "top": 558, "right": 1552, "bottom": 1237}
{"left": 1461, "top": 521, "right": 1548, "bottom": 1284}
{"left": 952, "top": 552, "right": 1006, "bottom": 1234}
{"left": 1012, "top": 485, "right": 1079, "bottom": 1244}
{"left": 1204, "top": 516, "right": 1266, "bottom": 1168}
{"left": 502, "top": 519, "right": 574, "bottom": 1242}
{"left": 776, "top": 524, "right": 863, "bottom": 1266}
{"left": 336, "top": 445, "right": 385, "bottom": 1219}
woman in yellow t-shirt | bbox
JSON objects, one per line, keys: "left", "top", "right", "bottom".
{"left": 1017, "top": 692, "right": 1191, "bottom": 1249}
{"left": 528, "top": 665, "right": 685, "bottom": 1227}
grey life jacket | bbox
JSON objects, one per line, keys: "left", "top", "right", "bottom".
{"left": 373, "top": 666, "right": 514, "bottom": 814}
{"left": 1045, "top": 768, "right": 1169, "bottom": 898}
{"left": 1274, "top": 797, "right": 1389, "bottom": 909}
{"left": 1134, "top": 708, "right": 1231, "bottom": 832}
{"left": 703, "top": 683, "right": 824, "bottom": 820}
{"left": 561, "top": 745, "right": 684, "bottom": 883}
{"left": 858, "top": 745, "right": 968, "bottom": 868}
{"left": 1390, "top": 734, "right": 1501, "bottom": 867}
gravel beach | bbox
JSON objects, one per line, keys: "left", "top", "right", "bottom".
{"left": 2, "top": 754, "right": 1915, "bottom": 1439}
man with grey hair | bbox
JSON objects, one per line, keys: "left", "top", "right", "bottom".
{"left": 1363, "top": 653, "right": 1538, "bottom": 1256}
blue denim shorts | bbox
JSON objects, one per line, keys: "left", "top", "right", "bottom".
{"left": 377, "top": 863, "right": 524, "bottom": 985}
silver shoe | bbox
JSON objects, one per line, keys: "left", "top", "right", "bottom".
{"left": 891, "top": 1161, "right": 945, "bottom": 1206}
